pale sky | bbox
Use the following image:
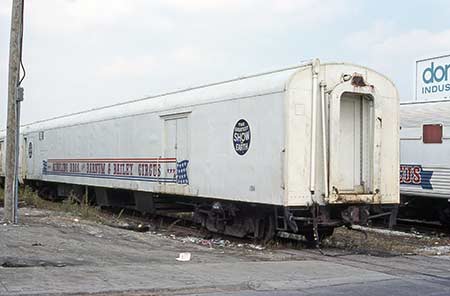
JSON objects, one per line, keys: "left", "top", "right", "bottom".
{"left": 1, "top": 0, "right": 450, "bottom": 129}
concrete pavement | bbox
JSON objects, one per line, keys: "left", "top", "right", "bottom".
{"left": 1, "top": 208, "right": 449, "bottom": 295}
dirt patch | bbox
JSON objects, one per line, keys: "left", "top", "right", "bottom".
{"left": 323, "top": 226, "right": 450, "bottom": 256}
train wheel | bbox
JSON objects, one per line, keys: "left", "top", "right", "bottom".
{"left": 37, "top": 186, "right": 58, "bottom": 201}
{"left": 304, "top": 227, "right": 335, "bottom": 244}
{"left": 438, "top": 207, "right": 450, "bottom": 227}
{"left": 261, "top": 215, "right": 275, "bottom": 245}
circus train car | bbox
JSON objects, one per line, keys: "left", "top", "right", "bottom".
{"left": 0, "top": 60, "right": 400, "bottom": 240}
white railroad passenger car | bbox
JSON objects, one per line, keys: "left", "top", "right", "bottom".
{"left": 0, "top": 60, "right": 400, "bottom": 240}
{"left": 400, "top": 100, "right": 450, "bottom": 224}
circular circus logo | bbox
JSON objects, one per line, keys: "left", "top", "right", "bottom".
{"left": 233, "top": 119, "right": 251, "bottom": 155}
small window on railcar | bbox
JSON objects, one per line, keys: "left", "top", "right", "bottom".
{"left": 39, "top": 131, "right": 44, "bottom": 141}
{"left": 423, "top": 124, "right": 443, "bottom": 144}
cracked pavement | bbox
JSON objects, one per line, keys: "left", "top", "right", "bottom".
{"left": 1, "top": 208, "right": 449, "bottom": 296}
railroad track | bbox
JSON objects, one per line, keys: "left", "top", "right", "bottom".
{"left": 85, "top": 203, "right": 450, "bottom": 251}
{"left": 370, "top": 217, "right": 449, "bottom": 237}
{"left": 93, "top": 206, "right": 321, "bottom": 250}
{"left": 32, "top": 193, "right": 450, "bottom": 256}
{"left": 394, "top": 218, "right": 449, "bottom": 235}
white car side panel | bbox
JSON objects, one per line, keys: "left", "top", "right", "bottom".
{"left": 0, "top": 62, "right": 400, "bottom": 208}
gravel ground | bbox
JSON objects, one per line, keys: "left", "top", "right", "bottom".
{"left": 323, "top": 225, "right": 450, "bottom": 256}
{"left": 3, "top": 205, "right": 449, "bottom": 258}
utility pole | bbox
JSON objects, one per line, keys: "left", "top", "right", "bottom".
{"left": 4, "top": 0, "right": 24, "bottom": 224}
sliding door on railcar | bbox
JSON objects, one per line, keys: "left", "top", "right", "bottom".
{"left": 162, "top": 114, "right": 190, "bottom": 184}
{"left": 329, "top": 92, "right": 376, "bottom": 202}
{"left": 338, "top": 94, "right": 373, "bottom": 193}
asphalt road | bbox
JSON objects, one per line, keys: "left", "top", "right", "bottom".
{"left": 1, "top": 208, "right": 450, "bottom": 296}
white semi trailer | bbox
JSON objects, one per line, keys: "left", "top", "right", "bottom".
{"left": 400, "top": 100, "right": 450, "bottom": 224}
{"left": 0, "top": 60, "right": 400, "bottom": 240}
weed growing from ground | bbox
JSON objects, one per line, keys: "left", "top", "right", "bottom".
{"left": 19, "top": 186, "right": 104, "bottom": 222}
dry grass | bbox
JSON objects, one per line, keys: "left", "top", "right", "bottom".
{"left": 1, "top": 184, "right": 128, "bottom": 225}
{"left": 19, "top": 186, "right": 104, "bottom": 221}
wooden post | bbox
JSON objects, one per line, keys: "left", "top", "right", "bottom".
{"left": 4, "top": 0, "right": 24, "bottom": 223}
